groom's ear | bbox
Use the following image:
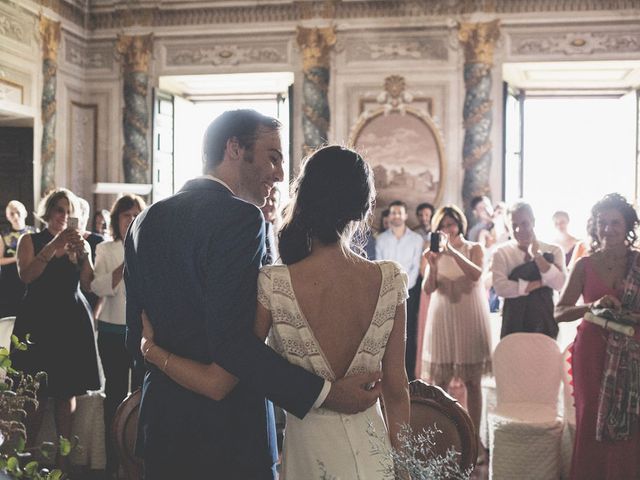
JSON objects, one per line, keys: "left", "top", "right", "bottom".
{"left": 226, "top": 137, "right": 242, "bottom": 162}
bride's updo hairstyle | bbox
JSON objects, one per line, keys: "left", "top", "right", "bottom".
{"left": 278, "top": 145, "right": 375, "bottom": 265}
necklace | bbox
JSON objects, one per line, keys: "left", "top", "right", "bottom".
{"left": 602, "top": 250, "right": 628, "bottom": 271}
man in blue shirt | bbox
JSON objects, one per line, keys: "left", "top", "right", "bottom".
{"left": 375, "top": 200, "right": 425, "bottom": 379}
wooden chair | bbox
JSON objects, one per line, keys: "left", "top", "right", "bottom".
{"left": 409, "top": 379, "right": 478, "bottom": 471}
{"left": 112, "top": 389, "right": 143, "bottom": 480}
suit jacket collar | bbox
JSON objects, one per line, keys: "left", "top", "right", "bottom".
{"left": 180, "top": 176, "right": 233, "bottom": 196}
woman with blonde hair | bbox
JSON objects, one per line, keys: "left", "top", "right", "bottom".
{"left": 12, "top": 188, "right": 101, "bottom": 468}
{"left": 0, "top": 200, "right": 37, "bottom": 316}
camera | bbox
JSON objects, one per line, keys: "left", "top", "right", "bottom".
{"left": 430, "top": 232, "right": 440, "bottom": 252}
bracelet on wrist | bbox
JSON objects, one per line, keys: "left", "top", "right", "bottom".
{"left": 162, "top": 353, "right": 172, "bottom": 372}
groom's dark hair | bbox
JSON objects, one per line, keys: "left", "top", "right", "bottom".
{"left": 202, "top": 109, "right": 281, "bottom": 172}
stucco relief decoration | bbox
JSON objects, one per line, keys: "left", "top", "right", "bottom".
{"left": 458, "top": 19, "right": 500, "bottom": 217}
{"left": 116, "top": 33, "right": 153, "bottom": 184}
{"left": 66, "top": 38, "right": 113, "bottom": 70}
{"left": 349, "top": 77, "right": 445, "bottom": 226}
{"left": 39, "top": 16, "right": 61, "bottom": 194}
{"left": 167, "top": 44, "right": 286, "bottom": 66}
{"left": 347, "top": 37, "right": 448, "bottom": 62}
{"left": 512, "top": 31, "right": 640, "bottom": 56}
{"left": 296, "top": 26, "right": 336, "bottom": 153}
{"left": 0, "top": 12, "right": 26, "bottom": 44}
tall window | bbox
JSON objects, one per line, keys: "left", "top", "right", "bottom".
{"left": 504, "top": 92, "right": 637, "bottom": 240}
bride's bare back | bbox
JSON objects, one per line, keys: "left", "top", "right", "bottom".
{"left": 287, "top": 250, "right": 383, "bottom": 379}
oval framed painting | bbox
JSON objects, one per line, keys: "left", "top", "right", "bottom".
{"left": 349, "top": 107, "right": 446, "bottom": 229}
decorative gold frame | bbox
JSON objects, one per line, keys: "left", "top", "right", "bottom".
{"left": 348, "top": 105, "right": 446, "bottom": 208}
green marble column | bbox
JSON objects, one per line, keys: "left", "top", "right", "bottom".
{"left": 458, "top": 20, "right": 500, "bottom": 219}
{"left": 39, "top": 16, "right": 61, "bottom": 194}
{"left": 116, "top": 34, "right": 153, "bottom": 184}
{"left": 296, "top": 26, "right": 336, "bottom": 155}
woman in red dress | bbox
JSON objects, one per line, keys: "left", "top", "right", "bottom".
{"left": 556, "top": 193, "right": 640, "bottom": 479}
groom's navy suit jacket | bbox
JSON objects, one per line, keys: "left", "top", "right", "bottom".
{"left": 124, "top": 178, "right": 324, "bottom": 478}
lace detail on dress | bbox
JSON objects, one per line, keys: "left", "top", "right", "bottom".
{"left": 259, "top": 261, "right": 407, "bottom": 382}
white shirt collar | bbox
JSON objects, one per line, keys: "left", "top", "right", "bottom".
{"left": 201, "top": 174, "right": 235, "bottom": 195}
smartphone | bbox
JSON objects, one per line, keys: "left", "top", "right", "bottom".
{"left": 67, "top": 217, "right": 79, "bottom": 229}
{"left": 430, "top": 231, "right": 440, "bottom": 252}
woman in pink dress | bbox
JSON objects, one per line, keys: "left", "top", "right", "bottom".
{"left": 556, "top": 193, "right": 640, "bottom": 479}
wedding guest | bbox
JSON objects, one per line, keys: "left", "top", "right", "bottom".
{"left": 555, "top": 193, "right": 640, "bottom": 479}
{"left": 378, "top": 208, "right": 390, "bottom": 235}
{"left": 0, "top": 201, "right": 37, "bottom": 317}
{"left": 93, "top": 209, "right": 111, "bottom": 240}
{"left": 413, "top": 202, "right": 435, "bottom": 242}
{"left": 90, "top": 194, "right": 146, "bottom": 478}
{"left": 490, "top": 201, "right": 566, "bottom": 338}
{"left": 422, "top": 205, "right": 492, "bottom": 451}
{"left": 467, "top": 195, "right": 494, "bottom": 243}
{"left": 376, "top": 200, "right": 424, "bottom": 379}
{"left": 77, "top": 197, "right": 104, "bottom": 313}
{"left": 261, "top": 187, "right": 280, "bottom": 265}
{"left": 140, "top": 145, "right": 409, "bottom": 479}
{"left": 552, "top": 210, "right": 579, "bottom": 266}
{"left": 77, "top": 197, "right": 104, "bottom": 265}
{"left": 12, "top": 188, "right": 100, "bottom": 469}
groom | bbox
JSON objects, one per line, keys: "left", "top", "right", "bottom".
{"left": 124, "top": 110, "right": 382, "bottom": 479}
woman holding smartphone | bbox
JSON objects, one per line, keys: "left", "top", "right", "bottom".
{"left": 12, "top": 188, "right": 101, "bottom": 469}
{"left": 421, "top": 205, "right": 492, "bottom": 455}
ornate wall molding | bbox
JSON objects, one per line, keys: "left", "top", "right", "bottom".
{"left": 344, "top": 34, "right": 449, "bottom": 63}
{"left": 87, "top": 1, "right": 640, "bottom": 31}
{"left": 0, "top": 7, "right": 32, "bottom": 46}
{"left": 164, "top": 41, "right": 289, "bottom": 67}
{"left": 64, "top": 37, "right": 114, "bottom": 70}
{"left": 509, "top": 30, "right": 640, "bottom": 57}
{"left": 68, "top": 101, "right": 97, "bottom": 201}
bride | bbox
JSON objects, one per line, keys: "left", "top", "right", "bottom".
{"left": 140, "top": 145, "right": 410, "bottom": 478}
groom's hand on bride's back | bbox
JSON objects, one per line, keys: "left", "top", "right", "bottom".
{"left": 321, "top": 371, "right": 383, "bottom": 414}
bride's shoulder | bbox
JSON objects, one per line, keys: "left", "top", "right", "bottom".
{"left": 374, "top": 259, "right": 403, "bottom": 274}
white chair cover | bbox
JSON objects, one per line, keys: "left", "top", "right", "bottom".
{"left": 36, "top": 391, "right": 107, "bottom": 470}
{"left": 488, "top": 333, "right": 563, "bottom": 480}
{"left": 0, "top": 316, "right": 16, "bottom": 349}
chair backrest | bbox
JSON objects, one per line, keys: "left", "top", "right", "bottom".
{"left": 409, "top": 380, "right": 478, "bottom": 471}
{"left": 493, "top": 333, "right": 562, "bottom": 407}
{"left": 562, "top": 342, "right": 575, "bottom": 424}
{"left": 0, "top": 317, "right": 16, "bottom": 350}
{"left": 112, "top": 389, "right": 142, "bottom": 480}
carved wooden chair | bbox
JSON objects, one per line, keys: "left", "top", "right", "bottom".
{"left": 409, "top": 379, "right": 478, "bottom": 471}
{"left": 112, "top": 388, "right": 143, "bottom": 480}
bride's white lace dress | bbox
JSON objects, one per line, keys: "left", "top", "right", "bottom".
{"left": 257, "top": 260, "right": 409, "bottom": 480}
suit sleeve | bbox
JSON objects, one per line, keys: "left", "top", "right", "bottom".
{"left": 124, "top": 230, "right": 145, "bottom": 377}
{"left": 203, "top": 204, "right": 324, "bottom": 419}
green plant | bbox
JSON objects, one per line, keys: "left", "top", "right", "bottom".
{"left": 0, "top": 336, "right": 74, "bottom": 479}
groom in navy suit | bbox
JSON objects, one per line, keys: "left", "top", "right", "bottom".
{"left": 124, "top": 110, "right": 381, "bottom": 479}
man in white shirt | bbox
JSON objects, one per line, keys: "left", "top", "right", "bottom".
{"left": 490, "top": 201, "right": 567, "bottom": 338}
{"left": 376, "top": 200, "right": 425, "bottom": 379}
